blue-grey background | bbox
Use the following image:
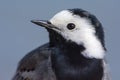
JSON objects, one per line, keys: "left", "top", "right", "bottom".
{"left": 0, "top": 0, "right": 119, "bottom": 80}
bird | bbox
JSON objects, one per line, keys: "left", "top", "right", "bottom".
{"left": 12, "top": 8, "right": 110, "bottom": 80}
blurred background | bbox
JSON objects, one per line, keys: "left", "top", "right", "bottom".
{"left": 0, "top": 0, "right": 119, "bottom": 80}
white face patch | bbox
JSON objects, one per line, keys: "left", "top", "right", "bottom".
{"left": 50, "top": 10, "right": 105, "bottom": 59}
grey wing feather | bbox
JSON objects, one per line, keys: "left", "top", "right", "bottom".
{"left": 102, "top": 60, "right": 111, "bottom": 80}
{"left": 12, "top": 43, "right": 56, "bottom": 80}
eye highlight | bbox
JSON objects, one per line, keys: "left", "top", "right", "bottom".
{"left": 67, "top": 23, "right": 76, "bottom": 30}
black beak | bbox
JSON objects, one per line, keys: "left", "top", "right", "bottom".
{"left": 31, "top": 20, "right": 60, "bottom": 30}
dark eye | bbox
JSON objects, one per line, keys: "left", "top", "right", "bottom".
{"left": 67, "top": 23, "right": 75, "bottom": 30}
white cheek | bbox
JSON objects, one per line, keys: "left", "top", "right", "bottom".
{"left": 81, "top": 32, "right": 105, "bottom": 59}
{"left": 64, "top": 29, "right": 83, "bottom": 44}
{"left": 61, "top": 26, "right": 105, "bottom": 59}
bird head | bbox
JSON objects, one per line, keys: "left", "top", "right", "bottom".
{"left": 31, "top": 8, "right": 106, "bottom": 59}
